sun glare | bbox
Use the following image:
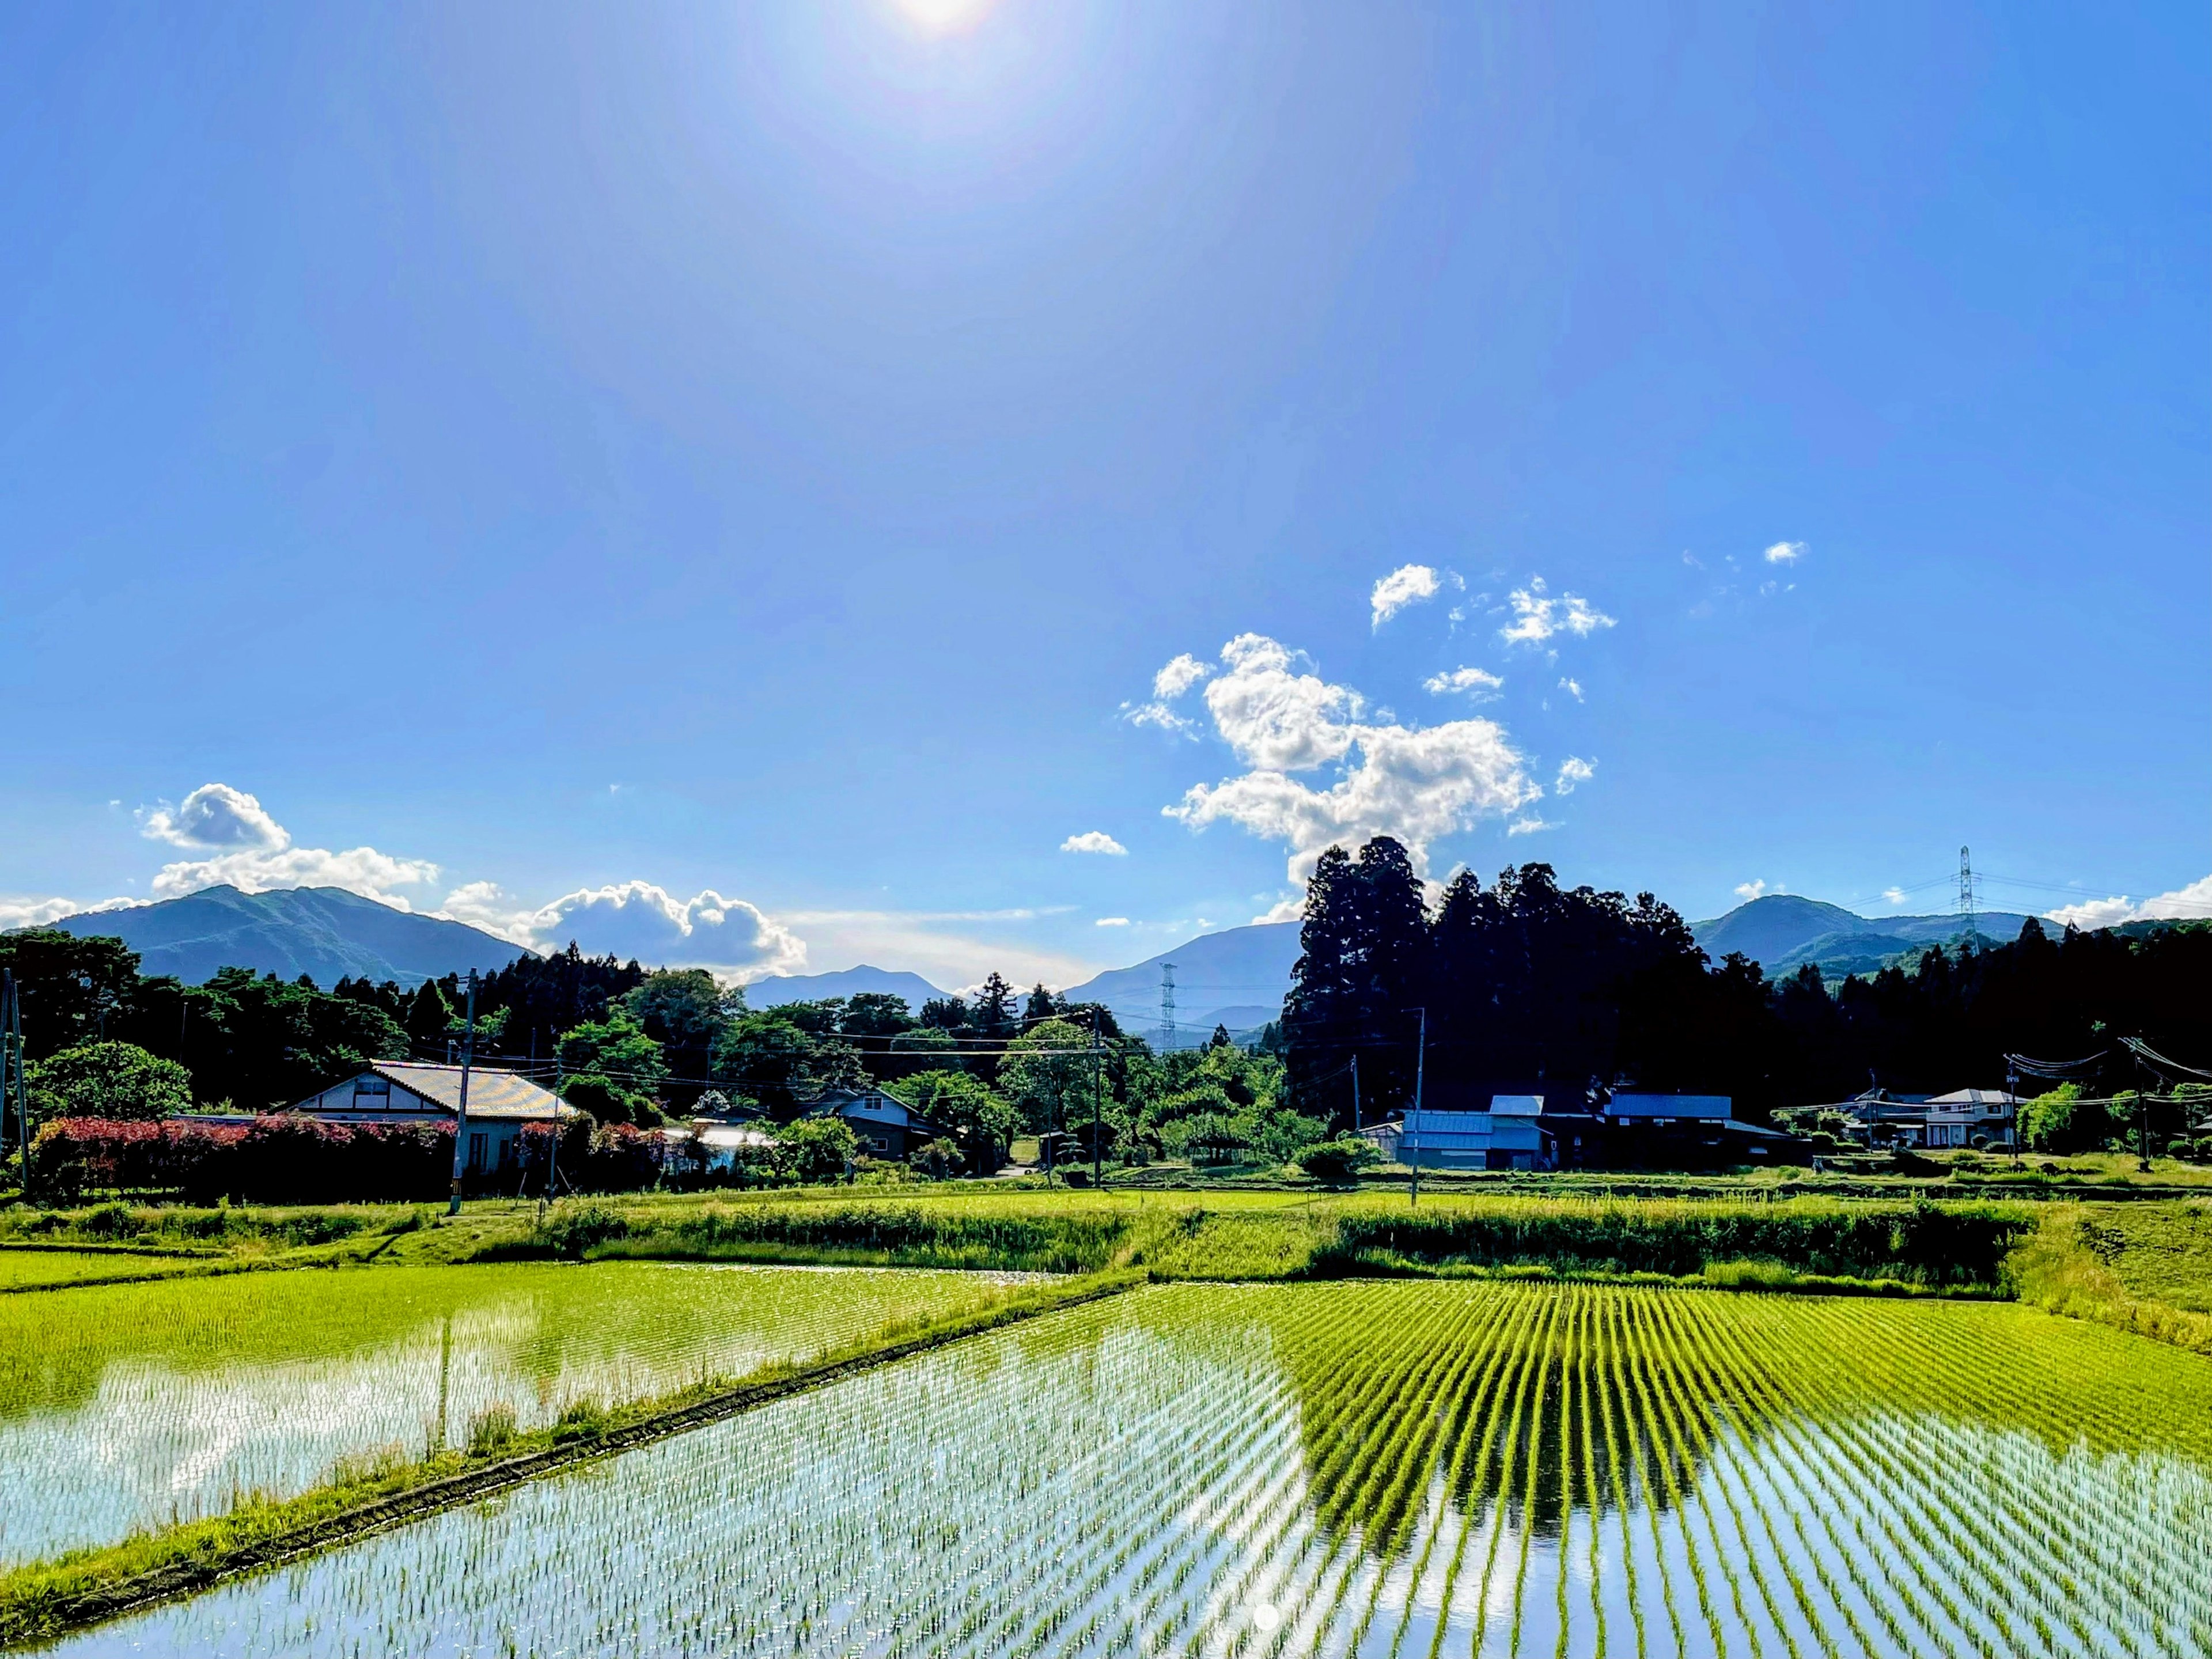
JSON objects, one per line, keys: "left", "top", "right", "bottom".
{"left": 892, "top": 0, "right": 997, "bottom": 35}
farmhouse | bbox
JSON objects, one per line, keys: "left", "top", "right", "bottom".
{"left": 1359, "top": 1094, "right": 1550, "bottom": 1172}
{"left": 286, "top": 1062, "right": 577, "bottom": 1175}
{"left": 1835, "top": 1086, "right": 2021, "bottom": 1149}
{"left": 802, "top": 1085, "right": 940, "bottom": 1159}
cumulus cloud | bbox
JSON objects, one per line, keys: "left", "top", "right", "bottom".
{"left": 1558, "top": 677, "right": 1584, "bottom": 702}
{"left": 2044, "top": 874, "right": 2212, "bottom": 932}
{"left": 1506, "top": 816, "right": 1555, "bottom": 836}
{"left": 1060, "top": 831, "right": 1128, "bottom": 856}
{"left": 1094, "top": 916, "right": 1130, "bottom": 927}
{"left": 1734, "top": 880, "right": 1768, "bottom": 900}
{"left": 1371, "top": 564, "right": 1442, "bottom": 628}
{"left": 1423, "top": 666, "right": 1505, "bottom": 699}
{"left": 1554, "top": 757, "right": 1595, "bottom": 795}
{"left": 1499, "top": 577, "right": 1616, "bottom": 645}
{"left": 515, "top": 881, "right": 807, "bottom": 982}
{"left": 1764, "top": 541, "right": 1806, "bottom": 565}
{"left": 1881, "top": 887, "right": 1908, "bottom": 906}
{"left": 139, "top": 784, "right": 288, "bottom": 852}
{"left": 1160, "top": 632, "right": 1540, "bottom": 883}
{"left": 1152, "top": 654, "right": 1211, "bottom": 701}
{"left": 1122, "top": 652, "right": 1218, "bottom": 736}
{"left": 136, "top": 783, "right": 441, "bottom": 906}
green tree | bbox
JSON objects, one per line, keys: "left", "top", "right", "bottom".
{"left": 1022, "top": 983, "right": 1059, "bottom": 1027}
{"left": 620, "top": 969, "right": 736, "bottom": 1105}
{"left": 776, "top": 1116, "right": 858, "bottom": 1183}
{"left": 971, "top": 973, "right": 1017, "bottom": 1040}
{"left": 27, "top": 1041, "right": 193, "bottom": 1121}
{"left": 840, "top": 993, "right": 916, "bottom": 1038}
{"left": 895, "top": 1072, "right": 1017, "bottom": 1173}
{"left": 558, "top": 1010, "right": 668, "bottom": 1101}
{"left": 0, "top": 930, "right": 142, "bottom": 1058}
{"left": 403, "top": 980, "right": 454, "bottom": 1052}
{"left": 1297, "top": 1136, "right": 1380, "bottom": 1184}
{"left": 998, "top": 1017, "right": 1099, "bottom": 1158}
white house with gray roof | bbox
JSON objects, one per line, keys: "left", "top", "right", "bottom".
{"left": 287, "top": 1062, "right": 578, "bottom": 1175}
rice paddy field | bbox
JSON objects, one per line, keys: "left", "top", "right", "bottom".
{"left": 0, "top": 1261, "right": 1034, "bottom": 1566}
{"left": 40, "top": 1278, "right": 2212, "bottom": 1659}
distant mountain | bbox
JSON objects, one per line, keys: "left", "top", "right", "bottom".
{"left": 1691, "top": 893, "right": 2041, "bottom": 978}
{"left": 41, "top": 885, "right": 530, "bottom": 988}
{"left": 1062, "top": 922, "right": 1300, "bottom": 1046}
{"left": 744, "top": 965, "right": 949, "bottom": 1010}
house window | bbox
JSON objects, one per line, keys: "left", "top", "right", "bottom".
{"left": 353, "top": 1076, "right": 391, "bottom": 1108}
{"left": 468, "top": 1131, "right": 489, "bottom": 1173}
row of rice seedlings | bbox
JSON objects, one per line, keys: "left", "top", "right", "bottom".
{"left": 1799, "top": 1294, "right": 2199, "bottom": 1648}
{"left": 1385, "top": 1289, "right": 1546, "bottom": 1659}
{"left": 1690, "top": 1289, "right": 2203, "bottom": 1659}
{"left": 33, "top": 1279, "right": 2212, "bottom": 1659}
{"left": 1669, "top": 1296, "right": 1943, "bottom": 1659}
{"left": 1247, "top": 1283, "right": 1521, "bottom": 1654}
{"left": 1648, "top": 1291, "right": 1835, "bottom": 1659}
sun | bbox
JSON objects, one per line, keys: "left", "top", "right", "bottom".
{"left": 891, "top": 0, "right": 998, "bottom": 35}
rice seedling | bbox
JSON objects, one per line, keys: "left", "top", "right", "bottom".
{"left": 0, "top": 1260, "right": 1036, "bottom": 1564}
{"left": 20, "top": 1278, "right": 2212, "bottom": 1658}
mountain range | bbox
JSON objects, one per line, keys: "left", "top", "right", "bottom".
{"left": 1690, "top": 893, "right": 2041, "bottom": 979}
{"left": 40, "top": 885, "right": 530, "bottom": 988}
{"left": 743, "top": 924, "right": 1304, "bottom": 1047}
{"left": 28, "top": 884, "right": 2065, "bottom": 1022}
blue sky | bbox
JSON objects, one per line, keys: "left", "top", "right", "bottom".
{"left": 3, "top": 1, "right": 2206, "bottom": 990}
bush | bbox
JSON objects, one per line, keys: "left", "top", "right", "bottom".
{"left": 1297, "top": 1137, "right": 1381, "bottom": 1184}
{"left": 533, "top": 1202, "right": 631, "bottom": 1258}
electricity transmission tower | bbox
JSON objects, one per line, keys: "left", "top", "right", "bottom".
{"left": 1957, "top": 846, "right": 1979, "bottom": 952}
{"left": 1158, "top": 963, "right": 1177, "bottom": 1052}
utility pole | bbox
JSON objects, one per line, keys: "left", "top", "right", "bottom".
{"left": 1408, "top": 1007, "right": 1426, "bottom": 1209}
{"left": 1350, "top": 1053, "right": 1361, "bottom": 1133}
{"left": 1090, "top": 1006, "right": 1104, "bottom": 1188}
{"left": 446, "top": 970, "right": 479, "bottom": 1217}
{"left": 5, "top": 974, "right": 27, "bottom": 1199}
{"left": 1, "top": 972, "right": 17, "bottom": 1191}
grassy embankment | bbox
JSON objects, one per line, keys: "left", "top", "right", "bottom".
{"left": 0, "top": 1267, "right": 1139, "bottom": 1649}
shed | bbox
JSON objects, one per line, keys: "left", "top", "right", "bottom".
{"left": 1365, "top": 1099, "right": 1551, "bottom": 1172}
{"left": 286, "top": 1062, "right": 578, "bottom": 1174}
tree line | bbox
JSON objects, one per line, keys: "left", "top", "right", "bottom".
{"left": 1285, "top": 838, "right": 2212, "bottom": 1127}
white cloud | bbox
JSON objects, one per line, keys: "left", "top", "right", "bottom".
{"left": 2044, "top": 874, "right": 2212, "bottom": 932}
{"left": 1199, "top": 634, "right": 1363, "bottom": 771}
{"left": 1370, "top": 564, "right": 1442, "bottom": 628}
{"left": 1152, "top": 653, "right": 1212, "bottom": 701}
{"left": 1554, "top": 757, "right": 1596, "bottom": 795}
{"left": 1500, "top": 577, "right": 1616, "bottom": 645}
{"left": 1162, "top": 633, "right": 1541, "bottom": 883}
{"left": 1423, "top": 666, "right": 1505, "bottom": 699}
{"left": 139, "top": 783, "right": 287, "bottom": 851}
{"left": 0, "top": 895, "right": 111, "bottom": 929}
{"left": 1734, "top": 880, "right": 1768, "bottom": 900}
{"left": 1558, "top": 677, "right": 1584, "bottom": 702}
{"left": 1506, "top": 816, "right": 1555, "bottom": 836}
{"left": 1253, "top": 895, "right": 1305, "bottom": 925}
{"left": 1060, "top": 831, "right": 1128, "bottom": 856}
{"left": 1881, "top": 887, "right": 1907, "bottom": 906}
{"left": 1764, "top": 541, "right": 1806, "bottom": 565}
{"left": 135, "top": 782, "right": 441, "bottom": 908}
{"left": 1094, "top": 916, "right": 1130, "bottom": 927}
{"left": 521, "top": 881, "right": 807, "bottom": 982}
{"left": 1122, "top": 652, "right": 1218, "bottom": 736}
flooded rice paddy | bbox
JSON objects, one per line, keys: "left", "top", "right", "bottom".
{"left": 0, "top": 1260, "right": 1031, "bottom": 1564}
{"left": 38, "top": 1279, "right": 2212, "bottom": 1658}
